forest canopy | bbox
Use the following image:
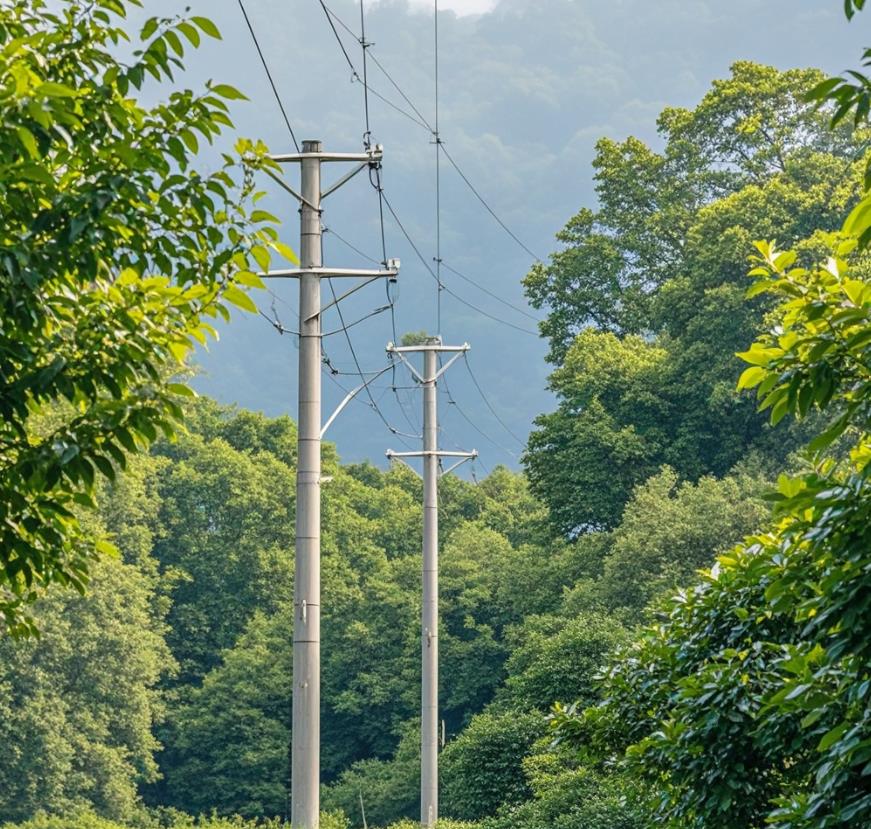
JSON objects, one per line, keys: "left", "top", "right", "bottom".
{"left": 3, "top": 1, "right": 871, "bottom": 829}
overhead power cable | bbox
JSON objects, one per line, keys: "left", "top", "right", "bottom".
{"left": 315, "top": 0, "right": 530, "bottom": 474}
{"left": 434, "top": 0, "right": 443, "bottom": 335}
{"left": 317, "top": 0, "right": 543, "bottom": 264}
{"left": 323, "top": 225, "right": 381, "bottom": 266}
{"left": 353, "top": 0, "right": 406, "bottom": 419}
{"left": 237, "top": 0, "right": 300, "bottom": 152}
{"left": 315, "top": 0, "right": 542, "bottom": 337}
{"left": 320, "top": 213, "right": 419, "bottom": 445}
{"left": 438, "top": 143, "right": 542, "bottom": 262}
{"left": 440, "top": 260, "right": 542, "bottom": 323}
{"left": 369, "top": 49, "right": 435, "bottom": 132}
{"left": 327, "top": 221, "right": 540, "bottom": 332}
{"left": 439, "top": 363, "right": 516, "bottom": 461}
{"left": 379, "top": 190, "right": 539, "bottom": 336}
{"left": 318, "top": 0, "right": 357, "bottom": 74}
{"left": 359, "top": 0, "right": 372, "bottom": 147}
{"left": 326, "top": 277, "right": 419, "bottom": 445}
{"left": 443, "top": 285, "right": 538, "bottom": 336}
{"left": 322, "top": 1, "right": 435, "bottom": 132}
{"left": 317, "top": 0, "right": 431, "bottom": 131}
{"left": 463, "top": 353, "right": 526, "bottom": 447}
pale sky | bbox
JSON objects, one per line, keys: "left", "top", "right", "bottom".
{"left": 405, "top": 0, "right": 498, "bottom": 14}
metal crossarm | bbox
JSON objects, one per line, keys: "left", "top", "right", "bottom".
{"left": 262, "top": 266, "right": 398, "bottom": 280}
{"left": 269, "top": 146, "right": 383, "bottom": 164}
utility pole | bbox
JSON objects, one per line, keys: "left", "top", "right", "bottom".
{"left": 263, "top": 140, "right": 399, "bottom": 829}
{"left": 386, "top": 337, "right": 477, "bottom": 828}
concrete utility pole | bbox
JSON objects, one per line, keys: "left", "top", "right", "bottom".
{"left": 386, "top": 337, "right": 477, "bottom": 829}
{"left": 264, "top": 140, "right": 399, "bottom": 829}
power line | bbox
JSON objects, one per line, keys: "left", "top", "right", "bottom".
{"left": 326, "top": 277, "right": 419, "bottom": 445}
{"left": 379, "top": 190, "right": 540, "bottom": 336}
{"left": 327, "top": 216, "right": 540, "bottom": 333}
{"left": 323, "top": 305, "right": 391, "bottom": 337}
{"left": 463, "top": 353, "right": 526, "bottom": 447}
{"left": 440, "top": 260, "right": 542, "bottom": 323}
{"left": 359, "top": 0, "right": 372, "bottom": 147}
{"left": 322, "top": 1, "right": 436, "bottom": 132}
{"left": 237, "top": 0, "right": 300, "bottom": 152}
{"left": 319, "top": 0, "right": 426, "bottom": 452}
{"left": 439, "top": 143, "right": 542, "bottom": 262}
{"left": 392, "top": 361, "right": 423, "bottom": 434}
{"left": 354, "top": 0, "right": 407, "bottom": 427}
{"left": 323, "top": 225, "right": 381, "bottom": 265}
{"left": 314, "top": 0, "right": 530, "bottom": 474}
{"left": 318, "top": 0, "right": 357, "bottom": 75}
{"left": 439, "top": 365, "right": 517, "bottom": 462}
{"left": 443, "top": 284, "right": 538, "bottom": 336}
{"left": 368, "top": 50, "right": 435, "bottom": 132}
{"left": 317, "top": 0, "right": 431, "bottom": 131}
{"left": 316, "top": 1, "right": 542, "bottom": 263}
{"left": 434, "top": 0, "right": 443, "bottom": 336}
{"left": 314, "top": 0, "right": 542, "bottom": 337}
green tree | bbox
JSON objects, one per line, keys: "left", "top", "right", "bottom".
{"left": 499, "top": 612, "right": 630, "bottom": 712}
{"left": 481, "top": 745, "right": 645, "bottom": 829}
{"left": 151, "top": 428, "right": 296, "bottom": 682}
{"left": 0, "top": 0, "right": 291, "bottom": 634}
{"left": 162, "top": 610, "right": 292, "bottom": 817}
{"left": 0, "top": 810, "right": 350, "bottom": 829}
{"left": 156, "top": 431, "right": 559, "bottom": 819}
{"left": 0, "top": 555, "right": 173, "bottom": 821}
{"left": 523, "top": 63, "right": 861, "bottom": 533}
{"left": 525, "top": 62, "right": 855, "bottom": 360}
{"left": 556, "top": 225, "right": 871, "bottom": 827}
{"left": 441, "top": 710, "right": 545, "bottom": 821}
{"left": 581, "top": 466, "right": 769, "bottom": 619}
{"left": 322, "top": 723, "right": 421, "bottom": 828}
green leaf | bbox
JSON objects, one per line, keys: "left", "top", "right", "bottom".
{"left": 191, "top": 16, "right": 221, "bottom": 39}
{"left": 843, "top": 194, "right": 871, "bottom": 237}
{"left": 35, "top": 81, "right": 77, "bottom": 98}
{"left": 94, "top": 539, "right": 119, "bottom": 557}
{"left": 234, "top": 271, "right": 266, "bottom": 289}
{"left": 843, "top": 278, "right": 868, "bottom": 306}
{"left": 177, "top": 20, "right": 201, "bottom": 47}
{"left": 736, "top": 346, "right": 784, "bottom": 366}
{"left": 805, "top": 76, "right": 844, "bottom": 102}
{"left": 163, "top": 28, "right": 184, "bottom": 57}
{"left": 92, "top": 454, "right": 116, "bottom": 481}
{"left": 818, "top": 722, "right": 849, "bottom": 752}
{"left": 16, "top": 126, "right": 39, "bottom": 159}
{"left": 211, "top": 83, "right": 248, "bottom": 101}
{"left": 808, "top": 415, "right": 848, "bottom": 453}
{"left": 166, "top": 382, "right": 197, "bottom": 398}
{"left": 272, "top": 240, "right": 299, "bottom": 265}
{"left": 141, "top": 16, "right": 159, "bottom": 40}
{"left": 223, "top": 285, "right": 258, "bottom": 313}
{"left": 737, "top": 366, "right": 767, "bottom": 391}
{"left": 250, "top": 209, "right": 279, "bottom": 224}
{"left": 250, "top": 245, "right": 271, "bottom": 271}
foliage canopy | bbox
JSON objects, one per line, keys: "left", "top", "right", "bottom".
{"left": 0, "top": 0, "right": 292, "bottom": 634}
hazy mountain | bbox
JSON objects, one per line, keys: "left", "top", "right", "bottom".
{"left": 144, "top": 0, "right": 865, "bottom": 469}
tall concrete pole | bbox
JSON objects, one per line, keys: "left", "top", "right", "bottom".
{"left": 421, "top": 344, "right": 439, "bottom": 828}
{"left": 385, "top": 340, "right": 475, "bottom": 829}
{"left": 263, "top": 141, "right": 396, "bottom": 829}
{"left": 292, "top": 139, "right": 322, "bottom": 829}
